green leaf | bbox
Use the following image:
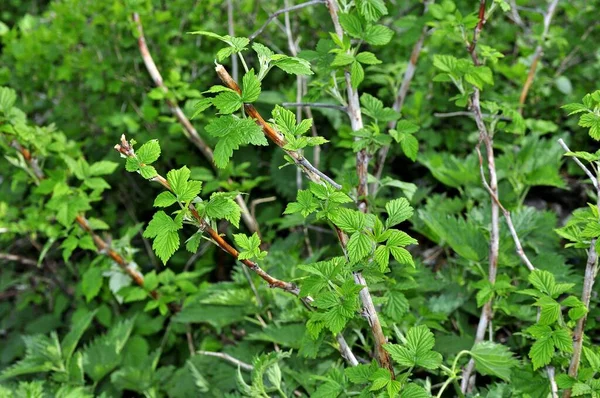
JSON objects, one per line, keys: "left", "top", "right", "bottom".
{"left": 234, "top": 232, "right": 267, "bottom": 261}
{"left": 205, "top": 116, "right": 268, "bottom": 168}
{"left": 470, "top": 341, "right": 517, "bottom": 381}
{"left": 385, "top": 198, "right": 413, "bottom": 227}
{"left": 136, "top": 140, "right": 161, "bottom": 164}
{"left": 143, "top": 211, "right": 182, "bottom": 264}
{"left": 241, "top": 69, "right": 261, "bottom": 103}
{"left": 339, "top": 13, "right": 364, "bottom": 38}
{"left": 271, "top": 56, "right": 313, "bottom": 75}
{"left": 529, "top": 335, "right": 554, "bottom": 370}
{"left": 204, "top": 192, "right": 242, "bottom": 228}
{"left": 62, "top": 310, "right": 97, "bottom": 362}
{"left": 385, "top": 325, "right": 442, "bottom": 370}
{"left": 363, "top": 24, "right": 393, "bottom": 45}
{"left": 350, "top": 61, "right": 364, "bottom": 88}
{"left": 154, "top": 191, "right": 178, "bottom": 207}
{"left": 89, "top": 161, "right": 118, "bottom": 176}
{"left": 357, "top": 0, "right": 388, "bottom": 22}
{"left": 284, "top": 190, "right": 318, "bottom": 217}
{"left": 82, "top": 267, "right": 103, "bottom": 302}
{"left": 212, "top": 91, "right": 242, "bottom": 114}
{"left": 331, "top": 53, "right": 354, "bottom": 67}
{"left": 331, "top": 208, "right": 366, "bottom": 233}
{"left": 347, "top": 232, "right": 372, "bottom": 263}
{"left": 356, "top": 51, "right": 381, "bottom": 65}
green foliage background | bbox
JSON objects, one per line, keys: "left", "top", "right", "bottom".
{"left": 1, "top": 0, "right": 600, "bottom": 396}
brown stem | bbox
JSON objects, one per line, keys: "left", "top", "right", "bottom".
{"left": 132, "top": 13, "right": 260, "bottom": 236}
{"left": 215, "top": 64, "right": 341, "bottom": 189}
{"left": 115, "top": 135, "right": 359, "bottom": 366}
{"left": 517, "top": 0, "right": 560, "bottom": 112}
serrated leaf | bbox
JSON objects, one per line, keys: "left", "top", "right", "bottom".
{"left": 154, "top": 191, "right": 177, "bottom": 207}
{"left": 470, "top": 341, "right": 517, "bottom": 381}
{"left": 241, "top": 69, "right": 261, "bottom": 102}
{"left": 385, "top": 198, "right": 413, "bottom": 227}
{"left": 529, "top": 335, "right": 554, "bottom": 370}
{"left": 205, "top": 116, "right": 268, "bottom": 168}
{"left": 136, "top": 140, "right": 161, "bottom": 164}
{"left": 347, "top": 232, "right": 372, "bottom": 263}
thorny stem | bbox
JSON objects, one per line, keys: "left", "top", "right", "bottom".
{"left": 132, "top": 13, "right": 260, "bottom": 237}
{"left": 518, "top": 0, "right": 560, "bottom": 112}
{"left": 371, "top": 1, "right": 431, "bottom": 194}
{"left": 114, "top": 135, "right": 360, "bottom": 366}
{"left": 461, "top": 1, "right": 500, "bottom": 392}
{"left": 115, "top": 135, "right": 300, "bottom": 297}
{"left": 9, "top": 140, "right": 170, "bottom": 307}
{"left": 215, "top": 63, "right": 385, "bottom": 370}
{"left": 215, "top": 64, "right": 341, "bottom": 190}
{"left": 325, "top": 0, "right": 394, "bottom": 377}
{"left": 558, "top": 138, "right": 600, "bottom": 398}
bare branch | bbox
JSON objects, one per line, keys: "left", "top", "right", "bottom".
{"left": 282, "top": 102, "right": 347, "bottom": 111}
{"left": 0, "top": 253, "right": 38, "bottom": 267}
{"left": 462, "top": 1, "right": 500, "bottom": 391}
{"left": 248, "top": 0, "right": 326, "bottom": 41}
{"left": 518, "top": 0, "right": 560, "bottom": 112}
{"left": 547, "top": 366, "right": 558, "bottom": 398}
{"left": 197, "top": 351, "right": 254, "bottom": 371}
{"left": 372, "top": 2, "right": 430, "bottom": 194}
{"left": 132, "top": 13, "right": 260, "bottom": 236}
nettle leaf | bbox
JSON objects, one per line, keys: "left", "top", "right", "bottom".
{"left": 470, "top": 341, "right": 517, "bottom": 381}
{"left": 384, "top": 325, "right": 442, "bottom": 370}
{"left": 233, "top": 232, "right": 267, "bottom": 261}
{"left": 205, "top": 115, "right": 269, "bottom": 168}
{"left": 143, "top": 211, "right": 183, "bottom": 264}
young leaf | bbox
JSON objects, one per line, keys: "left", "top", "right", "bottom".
{"left": 143, "top": 211, "right": 183, "bottom": 264}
